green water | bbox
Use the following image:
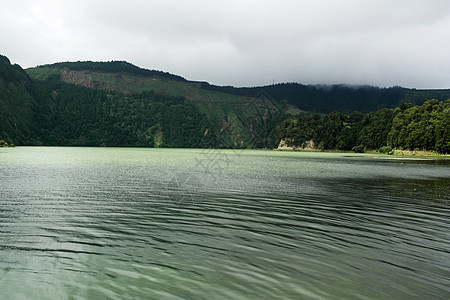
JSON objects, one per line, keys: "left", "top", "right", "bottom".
{"left": 0, "top": 147, "right": 449, "bottom": 299}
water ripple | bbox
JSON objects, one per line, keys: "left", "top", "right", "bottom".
{"left": 0, "top": 148, "right": 449, "bottom": 299}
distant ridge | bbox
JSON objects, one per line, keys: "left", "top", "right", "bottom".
{"left": 200, "top": 81, "right": 450, "bottom": 113}
{"left": 39, "top": 60, "right": 186, "bottom": 82}
{"left": 29, "top": 59, "right": 450, "bottom": 114}
{"left": 2, "top": 53, "right": 450, "bottom": 149}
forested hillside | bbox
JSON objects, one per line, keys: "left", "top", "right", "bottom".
{"left": 30, "top": 82, "right": 218, "bottom": 147}
{"left": 2, "top": 55, "right": 285, "bottom": 148}
{"left": 26, "top": 60, "right": 288, "bottom": 148}
{"left": 37, "top": 61, "right": 187, "bottom": 82}
{"left": 0, "top": 57, "right": 218, "bottom": 147}
{"left": 31, "top": 61, "right": 450, "bottom": 115}
{"left": 2, "top": 54, "right": 450, "bottom": 150}
{"left": 277, "top": 100, "right": 450, "bottom": 154}
{"left": 0, "top": 55, "right": 40, "bottom": 145}
{"left": 201, "top": 82, "right": 450, "bottom": 113}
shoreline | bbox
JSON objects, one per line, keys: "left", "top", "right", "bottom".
{"left": 273, "top": 147, "right": 450, "bottom": 159}
{"left": 3, "top": 145, "right": 450, "bottom": 159}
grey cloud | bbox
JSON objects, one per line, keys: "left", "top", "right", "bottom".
{"left": 1, "top": 0, "right": 449, "bottom": 88}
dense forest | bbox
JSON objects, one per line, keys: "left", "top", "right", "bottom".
{"left": 1, "top": 55, "right": 218, "bottom": 147}
{"left": 39, "top": 61, "right": 187, "bottom": 82}
{"left": 30, "top": 83, "right": 218, "bottom": 148}
{"left": 1, "top": 54, "right": 283, "bottom": 148}
{"left": 1, "top": 53, "right": 449, "bottom": 152}
{"left": 201, "top": 82, "right": 450, "bottom": 114}
{"left": 277, "top": 100, "right": 450, "bottom": 154}
{"left": 32, "top": 59, "right": 450, "bottom": 115}
{"left": 0, "top": 55, "right": 37, "bottom": 145}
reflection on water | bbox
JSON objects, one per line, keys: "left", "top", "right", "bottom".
{"left": 0, "top": 147, "right": 449, "bottom": 299}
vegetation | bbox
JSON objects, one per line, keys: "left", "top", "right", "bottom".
{"left": 378, "top": 146, "right": 393, "bottom": 155}
{"left": 352, "top": 145, "right": 365, "bottom": 153}
{"left": 201, "top": 82, "right": 450, "bottom": 114}
{"left": 2, "top": 54, "right": 449, "bottom": 151}
{"left": 0, "top": 139, "right": 13, "bottom": 147}
{"left": 26, "top": 62, "right": 289, "bottom": 148}
{"left": 388, "top": 100, "right": 450, "bottom": 154}
{"left": 36, "top": 60, "right": 187, "bottom": 81}
{"left": 34, "top": 85, "right": 213, "bottom": 147}
{"left": 2, "top": 55, "right": 285, "bottom": 148}
{"left": 277, "top": 100, "right": 450, "bottom": 154}
{"left": 0, "top": 55, "right": 38, "bottom": 145}
{"left": 30, "top": 61, "right": 450, "bottom": 115}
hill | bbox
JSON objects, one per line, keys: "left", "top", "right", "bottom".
{"left": 0, "top": 55, "right": 41, "bottom": 145}
{"left": 2, "top": 56, "right": 285, "bottom": 147}
{"left": 2, "top": 55, "right": 449, "bottom": 149}
{"left": 26, "top": 61, "right": 288, "bottom": 148}
{"left": 278, "top": 100, "right": 450, "bottom": 154}
{"left": 35, "top": 60, "right": 187, "bottom": 82}
{"left": 28, "top": 61, "right": 450, "bottom": 115}
{"left": 201, "top": 82, "right": 450, "bottom": 113}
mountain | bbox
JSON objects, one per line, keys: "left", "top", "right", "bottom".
{"left": 25, "top": 61, "right": 289, "bottom": 148}
{"left": 1, "top": 54, "right": 450, "bottom": 148}
{"left": 2, "top": 56, "right": 285, "bottom": 147}
{"left": 0, "top": 55, "right": 42, "bottom": 145}
{"left": 201, "top": 82, "right": 450, "bottom": 113}
{"left": 278, "top": 100, "right": 450, "bottom": 154}
{"left": 28, "top": 61, "right": 450, "bottom": 115}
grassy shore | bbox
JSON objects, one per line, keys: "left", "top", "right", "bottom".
{"left": 273, "top": 147, "right": 450, "bottom": 159}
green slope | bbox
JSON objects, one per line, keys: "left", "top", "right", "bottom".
{"left": 1, "top": 59, "right": 226, "bottom": 148}
{"left": 4, "top": 57, "right": 447, "bottom": 149}
{"left": 277, "top": 99, "right": 450, "bottom": 154}
{"left": 201, "top": 82, "right": 450, "bottom": 113}
{"left": 26, "top": 65, "right": 258, "bottom": 106}
{"left": 26, "top": 62, "right": 288, "bottom": 148}
{"left": 0, "top": 55, "right": 39, "bottom": 145}
{"left": 0, "top": 56, "right": 286, "bottom": 148}
{"left": 28, "top": 61, "right": 450, "bottom": 116}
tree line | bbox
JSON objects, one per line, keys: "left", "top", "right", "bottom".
{"left": 28, "top": 80, "right": 222, "bottom": 148}
{"left": 2, "top": 54, "right": 449, "bottom": 151}
{"left": 40, "top": 61, "right": 186, "bottom": 81}
{"left": 2, "top": 54, "right": 288, "bottom": 148}
{"left": 201, "top": 82, "right": 450, "bottom": 114}
{"left": 277, "top": 100, "right": 450, "bottom": 154}
{"left": 2, "top": 54, "right": 283, "bottom": 148}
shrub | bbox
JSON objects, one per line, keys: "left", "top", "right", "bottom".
{"left": 378, "top": 146, "right": 393, "bottom": 155}
{"left": 352, "top": 145, "right": 365, "bottom": 153}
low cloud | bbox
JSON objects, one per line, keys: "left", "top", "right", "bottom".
{"left": 1, "top": 0, "right": 449, "bottom": 88}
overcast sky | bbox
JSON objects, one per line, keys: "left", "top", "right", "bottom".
{"left": 1, "top": 0, "right": 449, "bottom": 88}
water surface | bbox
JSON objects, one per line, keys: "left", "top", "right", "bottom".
{"left": 0, "top": 147, "right": 449, "bottom": 299}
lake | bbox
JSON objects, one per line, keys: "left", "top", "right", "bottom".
{"left": 0, "top": 147, "right": 449, "bottom": 299}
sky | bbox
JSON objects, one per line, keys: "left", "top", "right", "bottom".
{"left": 1, "top": 0, "right": 450, "bottom": 88}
